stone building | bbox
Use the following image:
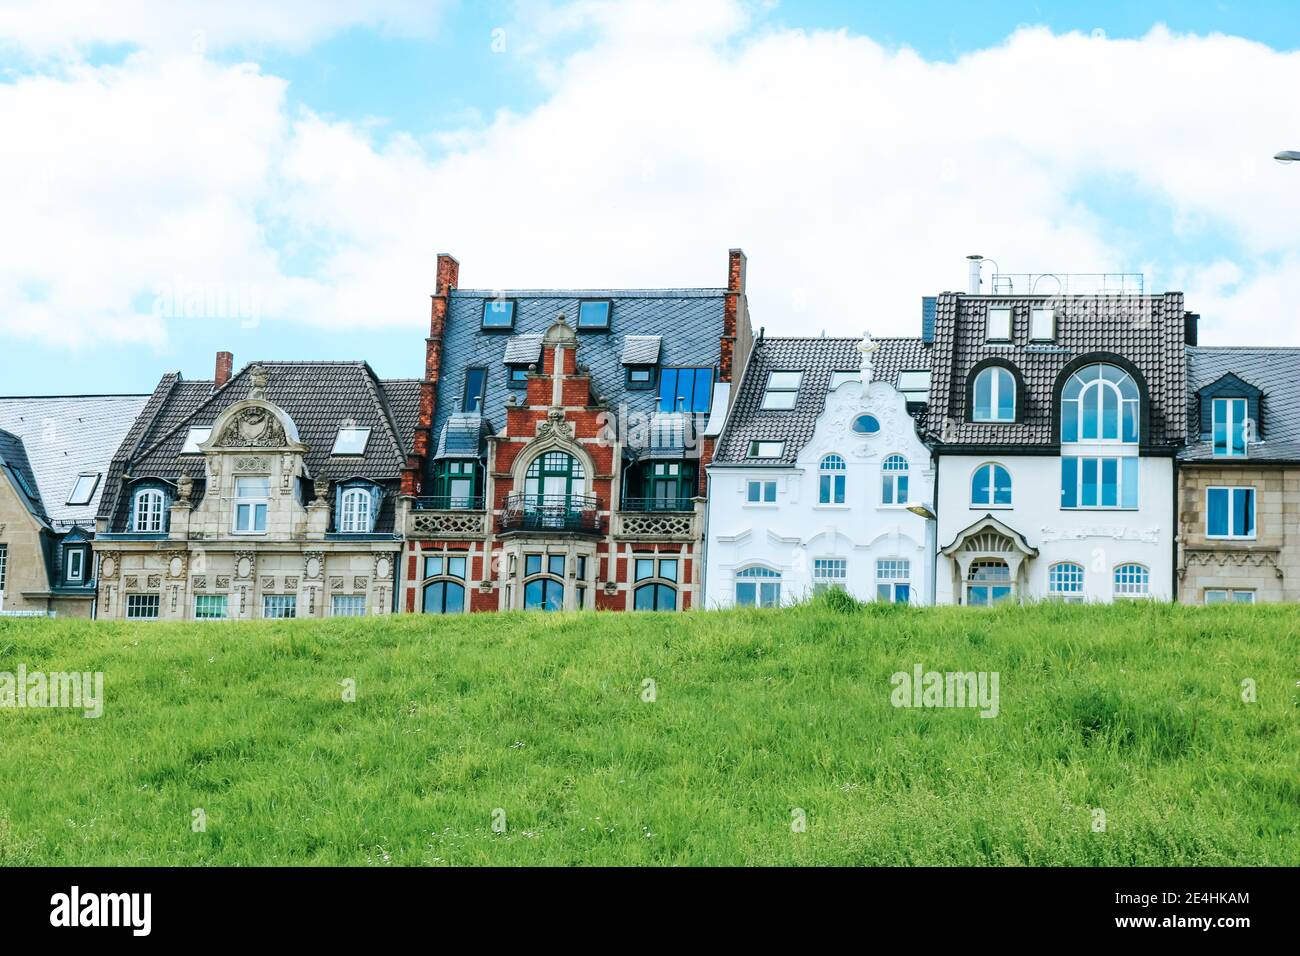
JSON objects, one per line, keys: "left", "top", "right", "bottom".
{"left": 400, "top": 250, "right": 753, "bottom": 613}
{"left": 1176, "top": 346, "right": 1300, "bottom": 603}
{"left": 0, "top": 394, "right": 147, "bottom": 617}
{"left": 93, "top": 358, "right": 421, "bottom": 620}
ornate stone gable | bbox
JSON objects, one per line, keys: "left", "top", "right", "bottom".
{"left": 800, "top": 379, "right": 925, "bottom": 468}
{"left": 214, "top": 406, "right": 288, "bottom": 449}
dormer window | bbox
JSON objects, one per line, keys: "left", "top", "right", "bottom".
{"left": 339, "top": 487, "right": 375, "bottom": 533}
{"left": 508, "top": 365, "right": 530, "bottom": 386}
{"left": 66, "top": 473, "right": 100, "bottom": 506}
{"left": 986, "top": 308, "right": 1013, "bottom": 343}
{"left": 64, "top": 546, "right": 87, "bottom": 584}
{"left": 1213, "top": 397, "right": 1249, "bottom": 457}
{"left": 626, "top": 366, "right": 655, "bottom": 389}
{"left": 897, "top": 370, "right": 930, "bottom": 403}
{"left": 660, "top": 368, "right": 714, "bottom": 413}
{"left": 972, "top": 366, "right": 1016, "bottom": 422}
{"left": 332, "top": 427, "right": 371, "bottom": 456}
{"left": 760, "top": 371, "right": 802, "bottom": 411}
{"left": 181, "top": 426, "right": 212, "bottom": 454}
{"left": 1030, "top": 309, "right": 1056, "bottom": 342}
{"left": 577, "top": 299, "right": 612, "bottom": 330}
{"left": 481, "top": 299, "right": 516, "bottom": 330}
{"left": 461, "top": 368, "right": 488, "bottom": 414}
{"left": 747, "top": 441, "right": 784, "bottom": 458}
{"left": 132, "top": 487, "right": 168, "bottom": 533}
{"left": 232, "top": 476, "right": 270, "bottom": 534}
{"left": 829, "top": 371, "right": 860, "bottom": 389}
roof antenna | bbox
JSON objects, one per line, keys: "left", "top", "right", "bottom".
{"left": 757, "top": 326, "right": 765, "bottom": 346}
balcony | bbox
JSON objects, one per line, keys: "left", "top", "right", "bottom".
{"left": 621, "top": 496, "right": 696, "bottom": 513}
{"left": 615, "top": 497, "right": 699, "bottom": 541}
{"left": 406, "top": 495, "right": 487, "bottom": 539}
{"left": 500, "top": 493, "right": 602, "bottom": 536}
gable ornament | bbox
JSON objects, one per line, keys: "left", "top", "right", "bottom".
{"left": 216, "top": 407, "right": 287, "bottom": 449}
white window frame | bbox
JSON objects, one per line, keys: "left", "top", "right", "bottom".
{"left": 1061, "top": 455, "right": 1139, "bottom": 510}
{"left": 971, "top": 462, "right": 1012, "bottom": 508}
{"left": 880, "top": 454, "right": 909, "bottom": 506}
{"left": 1205, "top": 485, "right": 1256, "bottom": 540}
{"left": 262, "top": 594, "right": 298, "bottom": 619}
{"left": 64, "top": 547, "right": 86, "bottom": 583}
{"left": 1029, "top": 308, "right": 1056, "bottom": 341}
{"left": 232, "top": 476, "right": 270, "bottom": 535}
{"left": 818, "top": 455, "right": 846, "bottom": 506}
{"left": 747, "top": 441, "right": 785, "bottom": 458}
{"left": 339, "top": 487, "right": 373, "bottom": 533}
{"left": 1047, "top": 562, "right": 1085, "bottom": 603}
{"left": 66, "top": 473, "right": 100, "bottom": 506}
{"left": 1211, "top": 397, "right": 1249, "bottom": 457}
{"left": 986, "top": 307, "right": 1013, "bottom": 342}
{"left": 180, "top": 426, "right": 212, "bottom": 454}
{"left": 1204, "top": 588, "right": 1255, "bottom": 605}
{"left": 745, "top": 479, "right": 777, "bottom": 504}
{"left": 132, "top": 488, "right": 167, "bottom": 533}
{"left": 972, "top": 367, "right": 1015, "bottom": 422}
{"left": 760, "top": 372, "right": 803, "bottom": 411}
{"left": 875, "top": 558, "right": 911, "bottom": 603}
{"left": 897, "top": 369, "right": 931, "bottom": 403}
{"left": 812, "top": 557, "right": 847, "bottom": 594}
{"left": 193, "top": 594, "right": 229, "bottom": 620}
{"left": 829, "top": 370, "right": 860, "bottom": 389}
{"left": 1112, "top": 563, "right": 1150, "bottom": 599}
{"left": 331, "top": 594, "right": 368, "bottom": 617}
{"left": 332, "top": 427, "right": 372, "bottom": 456}
{"left": 734, "top": 566, "right": 781, "bottom": 608}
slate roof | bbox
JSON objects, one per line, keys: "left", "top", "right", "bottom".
{"left": 713, "top": 337, "right": 931, "bottom": 465}
{"left": 0, "top": 394, "right": 148, "bottom": 527}
{"left": 0, "top": 427, "right": 45, "bottom": 521}
{"left": 99, "top": 362, "right": 419, "bottom": 530}
{"left": 621, "top": 335, "right": 662, "bottom": 365}
{"left": 926, "top": 292, "right": 1188, "bottom": 448}
{"left": 503, "top": 334, "right": 543, "bottom": 366}
{"left": 1182, "top": 346, "right": 1300, "bottom": 462}
{"left": 430, "top": 289, "right": 727, "bottom": 474}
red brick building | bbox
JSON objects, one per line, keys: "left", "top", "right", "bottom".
{"left": 399, "top": 251, "right": 753, "bottom": 613}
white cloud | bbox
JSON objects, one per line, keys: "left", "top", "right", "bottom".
{"left": 4, "top": 0, "right": 1300, "bottom": 351}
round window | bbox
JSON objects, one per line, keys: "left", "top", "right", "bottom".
{"left": 851, "top": 414, "right": 880, "bottom": 434}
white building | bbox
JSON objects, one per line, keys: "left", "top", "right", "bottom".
{"left": 925, "top": 276, "right": 1191, "bottom": 604}
{"left": 705, "top": 335, "right": 935, "bottom": 607}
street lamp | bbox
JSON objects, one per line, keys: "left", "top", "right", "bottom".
{"left": 1274, "top": 150, "right": 1300, "bottom": 163}
{"left": 906, "top": 503, "right": 937, "bottom": 521}
{"left": 906, "top": 502, "right": 939, "bottom": 606}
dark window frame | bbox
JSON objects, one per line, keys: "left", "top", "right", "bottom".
{"left": 480, "top": 298, "right": 517, "bottom": 331}
{"left": 462, "top": 367, "right": 489, "bottom": 413}
{"left": 576, "top": 298, "right": 613, "bottom": 332}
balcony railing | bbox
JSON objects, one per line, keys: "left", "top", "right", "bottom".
{"left": 621, "top": 496, "right": 696, "bottom": 513}
{"left": 501, "top": 493, "right": 602, "bottom": 535}
{"left": 413, "top": 495, "right": 486, "bottom": 511}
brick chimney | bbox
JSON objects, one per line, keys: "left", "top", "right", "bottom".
{"left": 405, "top": 253, "right": 461, "bottom": 496}
{"left": 215, "top": 351, "right": 233, "bottom": 388}
{"left": 720, "top": 248, "right": 747, "bottom": 383}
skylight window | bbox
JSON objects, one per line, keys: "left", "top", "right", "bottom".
{"left": 897, "top": 370, "right": 931, "bottom": 403}
{"left": 829, "top": 371, "right": 860, "bottom": 389}
{"left": 1030, "top": 309, "right": 1056, "bottom": 341}
{"left": 748, "top": 441, "right": 785, "bottom": 458}
{"left": 481, "top": 299, "right": 516, "bottom": 330}
{"left": 332, "top": 427, "right": 372, "bottom": 455}
{"left": 986, "top": 307, "right": 1013, "bottom": 342}
{"left": 761, "top": 371, "right": 803, "bottom": 410}
{"left": 66, "top": 473, "right": 100, "bottom": 506}
{"left": 577, "top": 299, "right": 612, "bottom": 330}
{"left": 181, "top": 426, "right": 212, "bottom": 454}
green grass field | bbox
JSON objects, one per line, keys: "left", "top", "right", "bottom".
{"left": 0, "top": 598, "right": 1296, "bottom": 866}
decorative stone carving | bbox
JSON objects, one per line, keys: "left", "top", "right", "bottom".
{"left": 536, "top": 408, "right": 574, "bottom": 442}
{"left": 353, "top": 576, "right": 368, "bottom": 591}
{"left": 234, "top": 456, "right": 270, "bottom": 472}
{"left": 215, "top": 576, "right": 230, "bottom": 589}
{"left": 250, "top": 364, "right": 270, "bottom": 400}
{"left": 166, "top": 552, "right": 187, "bottom": 579}
{"left": 304, "top": 552, "right": 324, "bottom": 581}
{"left": 407, "top": 511, "right": 487, "bottom": 538}
{"left": 261, "top": 576, "right": 276, "bottom": 591}
{"left": 285, "top": 576, "right": 300, "bottom": 589}
{"left": 216, "top": 407, "right": 286, "bottom": 449}
{"left": 1040, "top": 526, "right": 1161, "bottom": 544}
{"left": 857, "top": 331, "right": 881, "bottom": 383}
{"left": 193, "top": 575, "right": 208, "bottom": 590}
{"left": 124, "top": 575, "right": 139, "bottom": 589}
{"left": 146, "top": 574, "right": 161, "bottom": 589}
{"left": 100, "top": 552, "right": 119, "bottom": 579}
{"left": 314, "top": 478, "right": 330, "bottom": 503}
{"left": 374, "top": 555, "right": 392, "bottom": 580}
{"left": 616, "top": 512, "right": 697, "bottom": 540}
{"left": 235, "top": 552, "right": 255, "bottom": 580}
{"left": 177, "top": 474, "right": 193, "bottom": 503}
{"left": 329, "top": 576, "right": 345, "bottom": 591}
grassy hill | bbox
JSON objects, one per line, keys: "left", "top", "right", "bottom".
{"left": 0, "top": 598, "right": 1296, "bottom": 866}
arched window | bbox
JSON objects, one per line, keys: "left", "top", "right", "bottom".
{"left": 525, "top": 452, "right": 586, "bottom": 500}
{"left": 1048, "top": 562, "right": 1085, "bottom": 603}
{"left": 1061, "top": 363, "right": 1140, "bottom": 443}
{"left": 422, "top": 554, "right": 467, "bottom": 614}
{"left": 971, "top": 463, "right": 1012, "bottom": 507}
{"left": 966, "top": 559, "right": 1012, "bottom": 606}
{"left": 1113, "top": 563, "right": 1150, "bottom": 598}
{"left": 523, "top": 552, "right": 566, "bottom": 611}
{"left": 633, "top": 556, "right": 678, "bottom": 611}
{"left": 339, "top": 487, "right": 373, "bottom": 533}
{"left": 819, "top": 454, "right": 846, "bottom": 504}
{"left": 881, "top": 454, "right": 909, "bottom": 505}
{"left": 851, "top": 414, "right": 880, "bottom": 434}
{"left": 735, "top": 566, "right": 781, "bottom": 608}
{"left": 132, "top": 487, "right": 167, "bottom": 533}
{"left": 972, "top": 366, "right": 1016, "bottom": 422}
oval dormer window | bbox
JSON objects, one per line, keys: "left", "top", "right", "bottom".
{"left": 851, "top": 414, "right": 881, "bottom": 435}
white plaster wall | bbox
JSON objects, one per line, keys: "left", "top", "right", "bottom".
{"left": 935, "top": 454, "right": 1175, "bottom": 603}
{"left": 705, "top": 379, "right": 935, "bottom": 607}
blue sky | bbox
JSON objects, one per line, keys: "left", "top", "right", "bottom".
{"left": 2, "top": 0, "right": 1299, "bottom": 395}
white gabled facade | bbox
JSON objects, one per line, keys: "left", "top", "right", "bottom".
{"left": 705, "top": 342, "right": 935, "bottom": 608}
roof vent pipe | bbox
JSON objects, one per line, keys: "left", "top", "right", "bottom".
{"left": 966, "top": 255, "right": 983, "bottom": 295}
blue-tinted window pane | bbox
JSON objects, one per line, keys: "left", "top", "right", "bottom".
{"left": 974, "top": 371, "right": 992, "bottom": 420}
{"left": 764, "top": 482, "right": 776, "bottom": 503}
{"left": 1082, "top": 388, "right": 1099, "bottom": 439}
{"left": 1234, "top": 488, "right": 1255, "bottom": 537}
{"left": 483, "top": 300, "right": 514, "bottom": 328}
{"left": 833, "top": 475, "right": 845, "bottom": 504}
{"left": 1207, "top": 488, "right": 1228, "bottom": 535}
{"left": 525, "top": 554, "right": 542, "bottom": 576}
{"left": 548, "top": 555, "right": 566, "bottom": 577}
{"left": 1123, "top": 403, "right": 1139, "bottom": 443}
{"left": 897, "top": 475, "right": 909, "bottom": 503}
{"left": 1101, "top": 457, "right": 1119, "bottom": 507}
{"left": 993, "top": 466, "right": 1012, "bottom": 505}
{"left": 658, "top": 369, "right": 678, "bottom": 412}
{"left": 996, "top": 369, "right": 1014, "bottom": 420}
{"left": 895, "top": 584, "right": 911, "bottom": 605}
{"left": 1230, "top": 400, "right": 1246, "bottom": 454}
{"left": 693, "top": 369, "right": 714, "bottom": 413}
{"left": 747, "top": 482, "right": 760, "bottom": 503}
{"left": 424, "top": 556, "right": 443, "bottom": 578}
{"left": 463, "top": 368, "right": 487, "bottom": 413}
{"left": 1062, "top": 400, "right": 1078, "bottom": 442}
{"left": 1081, "top": 458, "right": 1098, "bottom": 507}
{"left": 1061, "top": 457, "right": 1078, "bottom": 508}
{"left": 1213, "top": 400, "right": 1228, "bottom": 454}
{"left": 578, "top": 300, "right": 610, "bottom": 328}
{"left": 736, "top": 582, "right": 756, "bottom": 607}
{"left": 1101, "top": 385, "right": 1118, "bottom": 440}
{"left": 972, "top": 465, "right": 990, "bottom": 505}
{"left": 1121, "top": 458, "right": 1139, "bottom": 508}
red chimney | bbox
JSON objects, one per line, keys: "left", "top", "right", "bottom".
{"left": 215, "top": 351, "right": 233, "bottom": 388}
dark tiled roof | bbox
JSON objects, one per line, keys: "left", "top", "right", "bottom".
{"left": 100, "top": 362, "right": 417, "bottom": 530}
{"left": 927, "top": 292, "right": 1188, "bottom": 448}
{"left": 0, "top": 427, "right": 45, "bottom": 521}
{"left": 1182, "top": 346, "right": 1300, "bottom": 462}
{"left": 0, "top": 395, "right": 148, "bottom": 527}
{"left": 714, "top": 337, "right": 931, "bottom": 465}
{"left": 503, "top": 334, "right": 543, "bottom": 365}
{"left": 430, "top": 289, "right": 726, "bottom": 475}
